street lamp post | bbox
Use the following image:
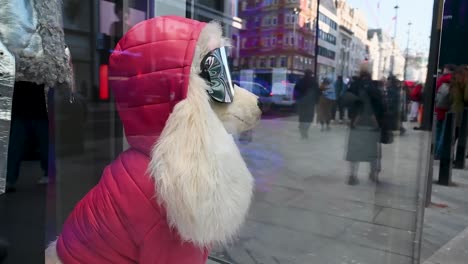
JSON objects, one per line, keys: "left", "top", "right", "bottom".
{"left": 314, "top": 0, "right": 321, "bottom": 78}
{"left": 390, "top": 5, "right": 399, "bottom": 76}
{"left": 404, "top": 21, "right": 413, "bottom": 80}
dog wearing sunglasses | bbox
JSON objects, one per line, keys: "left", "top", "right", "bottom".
{"left": 45, "top": 16, "right": 261, "bottom": 264}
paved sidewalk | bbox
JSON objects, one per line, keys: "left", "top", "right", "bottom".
{"left": 209, "top": 116, "right": 431, "bottom": 264}
{"left": 421, "top": 163, "right": 468, "bottom": 262}
{"left": 423, "top": 227, "right": 468, "bottom": 264}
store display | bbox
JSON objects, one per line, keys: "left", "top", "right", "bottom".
{"left": 45, "top": 16, "right": 261, "bottom": 263}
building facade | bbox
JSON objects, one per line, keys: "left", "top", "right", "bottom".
{"left": 316, "top": 0, "right": 339, "bottom": 79}
{"left": 367, "top": 28, "right": 405, "bottom": 80}
{"left": 237, "top": 0, "right": 316, "bottom": 87}
{"left": 336, "top": 0, "right": 369, "bottom": 78}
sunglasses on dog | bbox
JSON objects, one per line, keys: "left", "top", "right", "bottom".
{"left": 199, "top": 46, "right": 235, "bottom": 103}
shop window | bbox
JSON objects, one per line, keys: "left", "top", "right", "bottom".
{"left": 269, "top": 57, "right": 276, "bottom": 67}
{"left": 272, "top": 17, "right": 277, "bottom": 25}
{"left": 280, "top": 56, "right": 287, "bottom": 67}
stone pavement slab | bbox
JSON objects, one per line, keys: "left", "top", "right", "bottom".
{"left": 423, "top": 226, "right": 468, "bottom": 264}
{"left": 210, "top": 117, "right": 431, "bottom": 263}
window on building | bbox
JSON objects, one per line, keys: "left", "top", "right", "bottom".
{"left": 318, "top": 46, "right": 336, "bottom": 60}
{"left": 272, "top": 17, "right": 277, "bottom": 25}
{"left": 241, "top": 1, "right": 247, "bottom": 11}
{"left": 253, "top": 38, "right": 259, "bottom": 47}
{"left": 272, "top": 36, "right": 277, "bottom": 46}
{"left": 270, "top": 57, "right": 276, "bottom": 67}
{"left": 255, "top": 17, "right": 260, "bottom": 27}
{"left": 280, "top": 56, "right": 287, "bottom": 67}
{"left": 250, "top": 58, "right": 255, "bottom": 68}
{"left": 260, "top": 58, "right": 267, "bottom": 68}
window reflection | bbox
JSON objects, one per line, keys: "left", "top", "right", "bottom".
{"left": 40, "top": 1, "right": 433, "bottom": 264}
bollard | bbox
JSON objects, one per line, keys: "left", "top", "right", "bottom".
{"left": 454, "top": 108, "right": 468, "bottom": 169}
{"left": 439, "top": 112, "right": 456, "bottom": 185}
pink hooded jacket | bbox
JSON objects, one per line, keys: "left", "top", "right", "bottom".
{"left": 56, "top": 16, "right": 211, "bottom": 264}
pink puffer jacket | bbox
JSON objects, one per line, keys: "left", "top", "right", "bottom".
{"left": 56, "top": 16, "right": 210, "bottom": 264}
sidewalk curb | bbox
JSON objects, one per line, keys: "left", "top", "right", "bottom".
{"left": 423, "top": 226, "right": 468, "bottom": 264}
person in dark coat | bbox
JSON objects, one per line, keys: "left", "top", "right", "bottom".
{"left": 6, "top": 81, "right": 49, "bottom": 192}
{"left": 386, "top": 76, "right": 407, "bottom": 135}
{"left": 332, "top": 75, "right": 346, "bottom": 123}
{"left": 345, "top": 68, "right": 385, "bottom": 185}
{"left": 295, "top": 69, "right": 320, "bottom": 139}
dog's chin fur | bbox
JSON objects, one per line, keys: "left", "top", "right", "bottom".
{"left": 45, "top": 241, "right": 61, "bottom": 264}
{"left": 148, "top": 22, "right": 260, "bottom": 247}
{"left": 211, "top": 85, "right": 261, "bottom": 135}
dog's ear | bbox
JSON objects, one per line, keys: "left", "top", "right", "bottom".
{"left": 148, "top": 74, "right": 253, "bottom": 247}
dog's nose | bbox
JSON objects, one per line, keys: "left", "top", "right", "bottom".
{"left": 257, "top": 99, "right": 263, "bottom": 111}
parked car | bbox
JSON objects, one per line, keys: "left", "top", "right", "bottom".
{"left": 234, "top": 81, "right": 272, "bottom": 113}
{"left": 271, "top": 82, "right": 296, "bottom": 107}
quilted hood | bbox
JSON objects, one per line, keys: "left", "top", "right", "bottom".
{"left": 109, "top": 16, "right": 207, "bottom": 155}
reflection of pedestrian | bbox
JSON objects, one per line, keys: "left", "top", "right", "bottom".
{"left": 345, "top": 68, "right": 385, "bottom": 185}
{"left": 409, "top": 83, "right": 423, "bottom": 122}
{"left": 295, "top": 69, "right": 320, "bottom": 139}
{"left": 0, "top": 238, "right": 7, "bottom": 263}
{"left": 434, "top": 64, "right": 455, "bottom": 159}
{"left": 6, "top": 82, "right": 49, "bottom": 192}
{"left": 386, "top": 76, "right": 406, "bottom": 135}
{"left": 317, "top": 77, "right": 336, "bottom": 131}
{"left": 332, "top": 76, "right": 346, "bottom": 123}
{"left": 109, "top": 0, "right": 131, "bottom": 48}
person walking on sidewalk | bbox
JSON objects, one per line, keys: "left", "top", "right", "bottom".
{"left": 344, "top": 66, "right": 385, "bottom": 185}
{"left": 317, "top": 76, "right": 336, "bottom": 131}
{"left": 434, "top": 64, "right": 456, "bottom": 159}
{"left": 295, "top": 69, "right": 320, "bottom": 139}
{"left": 409, "top": 82, "right": 424, "bottom": 122}
{"left": 386, "top": 76, "right": 407, "bottom": 135}
{"left": 450, "top": 65, "right": 468, "bottom": 139}
{"left": 332, "top": 76, "right": 346, "bottom": 123}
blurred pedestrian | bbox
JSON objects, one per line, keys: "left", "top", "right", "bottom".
{"left": 332, "top": 76, "right": 346, "bottom": 123}
{"left": 344, "top": 66, "right": 385, "bottom": 185}
{"left": 6, "top": 81, "right": 49, "bottom": 192}
{"left": 295, "top": 69, "right": 320, "bottom": 139}
{"left": 450, "top": 66, "right": 468, "bottom": 127}
{"left": 386, "top": 76, "right": 407, "bottom": 135}
{"left": 0, "top": 238, "right": 7, "bottom": 263}
{"left": 317, "top": 77, "right": 336, "bottom": 131}
{"left": 409, "top": 83, "right": 424, "bottom": 122}
{"left": 109, "top": 0, "right": 131, "bottom": 48}
{"left": 434, "top": 64, "right": 456, "bottom": 159}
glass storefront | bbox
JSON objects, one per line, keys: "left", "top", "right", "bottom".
{"left": 25, "top": 0, "right": 434, "bottom": 263}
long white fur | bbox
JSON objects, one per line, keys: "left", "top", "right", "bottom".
{"left": 45, "top": 21, "right": 259, "bottom": 263}
{"left": 148, "top": 22, "right": 257, "bottom": 247}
